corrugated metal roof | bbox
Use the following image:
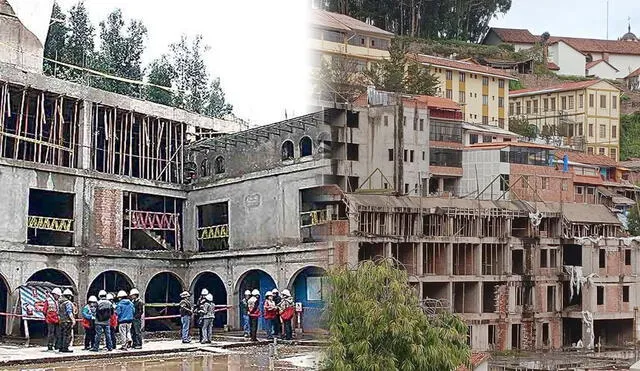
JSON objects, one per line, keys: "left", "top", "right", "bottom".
{"left": 347, "top": 194, "right": 620, "bottom": 225}
{"left": 310, "top": 9, "right": 394, "bottom": 36}
{"left": 561, "top": 203, "right": 621, "bottom": 224}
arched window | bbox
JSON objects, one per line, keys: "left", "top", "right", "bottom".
{"left": 299, "top": 136, "right": 312, "bottom": 157}
{"left": 214, "top": 156, "right": 225, "bottom": 174}
{"left": 281, "top": 140, "right": 294, "bottom": 160}
{"left": 200, "top": 159, "right": 208, "bottom": 177}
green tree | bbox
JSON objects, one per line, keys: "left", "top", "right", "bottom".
{"left": 365, "top": 39, "right": 439, "bottom": 95}
{"left": 621, "top": 113, "right": 640, "bottom": 160}
{"left": 170, "top": 35, "right": 210, "bottom": 113}
{"left": 323, "top": 259, "right": 470, "bottom": 371}
{"left": 508, "top": 116, "right": 537, "bottom": 140}
{"left": 96, "top": 9, "right": 147, "bottom": 96}
{"left": 204, "top": 77, "right": 233, "bottom": 118}
{"left": 628, "top": 204, "right": 640, "bottom": 236}
{"left": 65, "top": 1, "right": 95, "bottom": 82}
{"left": 314, "top": 56, "right": 367, "bottom": 103}
{"left": 144, "top": 55, "right": 176, "bottom": 106}
{"left": 320, "top": 0, "right": 511, "bottom": 42}
{"left": 43, "top": 1, "right": 68, "bottom": 76}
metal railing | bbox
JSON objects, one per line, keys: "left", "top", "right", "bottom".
{"left": 300, "top": 209, "right": 331, "bottom": 228}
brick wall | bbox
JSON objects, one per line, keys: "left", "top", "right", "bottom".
{"left": 550, "top": 318, "right": 562, "bottom": 349}
{"left": 521, "top": 320, "right": 535, "bottom": 350}
{"left": 509, "top": 164, "right": 574, "bottom": 202}
{"left": 92, "top": 187, "right": 123, "bottom": 248}
{"left": 495, "top": 284, "right": 509, "bottom": 351}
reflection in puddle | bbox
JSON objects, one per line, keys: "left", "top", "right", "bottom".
{"left": 7, "top": 352, "right": 314, "bottom": 371}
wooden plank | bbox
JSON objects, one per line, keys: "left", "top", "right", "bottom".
{"left": 13, "top": 90, "right": 25, "bottom": 159}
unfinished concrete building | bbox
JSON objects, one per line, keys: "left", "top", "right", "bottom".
{"left": 323, "top": 192, "right": 640, "bottom": 351}
{"left": 0, "top": 55, "right": 335, "bottom": 337}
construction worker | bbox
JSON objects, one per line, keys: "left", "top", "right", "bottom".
{"left": 263, "top": 291, "right": 277, "bottom": 340}
{"left": 179, "top": 291, "right": 193, "bottom": 343}
{"left": 240, "top": 290, "right": 251, "bottom": 337}
{"left": 57, "top": 289, "right": 75, "bottom": 353}
{"left": 199, "top": 293, "right": 215, "bottom": 344}
{"left": 247, "top": 289, "right": 260, "bottom": 341}
{"left": 43, "top": 287, "right": 61, "bottom": 351}
{"left": 129, "top": 288, "right": 144, "bottom": 349}
{"left": 106, "top": 293, "right": 118, "bottom": 350}
{"left": 91, "top": 290, "right": 113, "bottom": 352}
{"left": 81, "top": 296, "right": 98, "bottom": 350}
{"left": 69, "top": 293, "right": 79, "bottom": 346}
{"left": 279, "top": 289, "right": 295, "bottom": 341}
{"left": 196, "top": 289, "right": 208, "bottom": 342}
{"left": 271, "top": 288, "right": 282, "bottom": 338}
{"left": 116, "top": 290, "right": 134, "bottom": 350}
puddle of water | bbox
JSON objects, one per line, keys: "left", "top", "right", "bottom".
{"left": 4, "top": 350, "right": 319, "bottom": 371}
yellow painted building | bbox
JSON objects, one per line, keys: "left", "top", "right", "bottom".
{"left": 415, "top": 54, "right": 516, "bottom": 129}
{"left": 509, "top": 80, "right": 621, "bottom": 160}
{"left": 309, "top": 9, "right": 393, "bottom": 70}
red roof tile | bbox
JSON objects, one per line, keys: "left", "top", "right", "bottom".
{"left": 585, "top": 59, "right": 619, "bottom": 72}
{"left": 547, "top": 62, "right": 560, "bottom": 70}
{"left": 549, "top": 36, "right": 640, "bottom": 56}
{"left": 510, "top": 80, "right": 606, "bottom": 97}
{"left": 353, "top": 92, "right": 461, "bottom": 111}
{"left": 573, "top": 174, "right": 604, "bottom": 185}
{"left": 557, "top": 150, "right": 618, "bottom": 167}
{"left": 627, "top": 66, "right": 640, "bottom": 79}
{"left": 457, "top": 353, "right": 491, "bottom": 371}
{"left": 414, "top": 54, "right": 516, "bottom": 79}
{"left": 485, "top": 27, "right": 640, "bottom": 56}
{"left": 468, "top": 142, "right": 555, "bottom": 150}
{"left": 430, "top": 165, "right": 463, "bottom": 177}
{"left": 485, "top": 28, "right": 538, "bottom": 44}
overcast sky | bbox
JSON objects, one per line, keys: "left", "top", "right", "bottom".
{"left": 490, "top": 0, "right": 640, "bottom": 40}
{"left": 56, "top": 0, "right": 310, "bottom": 126}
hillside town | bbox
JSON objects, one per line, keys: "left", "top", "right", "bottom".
{"left": 310, "top": 4, "right": 640, "bottom": 371}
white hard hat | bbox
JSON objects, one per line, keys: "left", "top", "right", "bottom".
{"left": 206, "top": 294, "right": 213, "bottom": 301}
{"left": 129, "top": 288, "right": 140, "bottom": 296}
{"left": 62, "top": 289, "right": 73, "bottom": 296}
{"left": 272, "top": 288, "right": 279, "bottom": 294}
{"left": 106, "top": 293, "right": 114, "bottom": 300}
{"left": 88, "top": 296, "right": 98, "bottom": 303}
{"left": 244, "top": 290, "right": 251, "bottom": 296}
{"left": 98, "top": 290, "right": 107, "bottom": 298}
{"left": 117, "top": 290, "right": 127, "bottom": 298}
{"left": 51, "top": 288, "right": 62, "bottom": 296}
{"left": 281, "top": 289, "right": 291, "bottom": 297}
{"left": 180, "top": 291, "right": 190, "bottom": 298}
{"left": 201, "top": 289, "right": 209, "bottom": 296}
{"left": 251, "top": 289, "right": 260, "bottom": 296}
{"left": 265, "top": 291, "right": 273, "bottom": 297}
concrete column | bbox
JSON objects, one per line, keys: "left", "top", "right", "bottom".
{"left": 416, "top": 242, "right": 424, "bottom": 276}
{"left": 475, "top": 244, "right": 482, "bottom": 275}
{"left": 79, "top": 100, "right": 93, "bottom": 170}
{"left": 446, "top": 242, "right": 453, "bottom": 275}
{"left": 438, "top": 178, "right": 444, "bottom": 193}
{"left": 384, "top": 242, "right": 392, "bottom": 259}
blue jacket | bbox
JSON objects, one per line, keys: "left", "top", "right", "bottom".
{"left": 115, "top": 299, "right": 135, "bottom": 323}
{"left": 82, "top": 304, "right": 95, "bottom": 321}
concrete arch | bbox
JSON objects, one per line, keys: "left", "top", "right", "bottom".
{"left": 234, "top": 268, "right": 278, "bottom": 294}
{"left": 234, "top": 268, "right": 277, "bottom": 332}
{"left": 190, "top": 270, "right": 228, "bottom": 328}
{"left": 144, "top": 271, "right": 185, "bottom": 332}
{"left": 299, "top": 136, "right": 313, "bottom": 157}
{"left": 142, "top": 270, "right": 186, "bottom": 296}
{"left": 87, "top": 270, "right": 134, "bottom": 299}
{"left": 286, "top": 265, "right": 328, "bottom": 290}
{"left": 0, "top": 271, "right": 10, "bottom": 336}
{"left": 27, "top": 268, "right": 76, "bottom": 290}
{"left": 287, "top": 265, "right": 328, "bottom": 331}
